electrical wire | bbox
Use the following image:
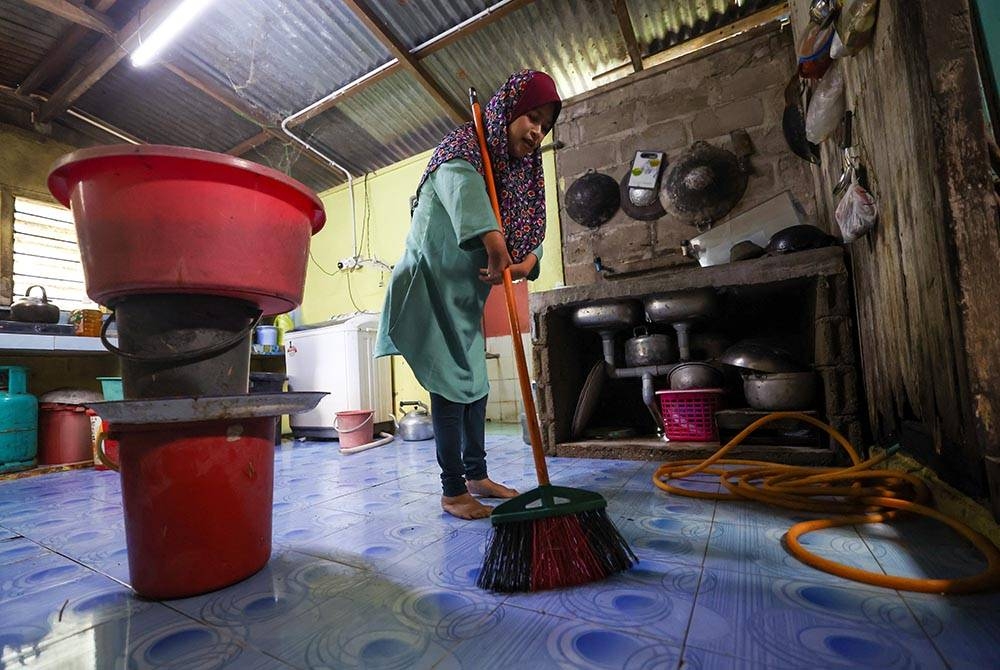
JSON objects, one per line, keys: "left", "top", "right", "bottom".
{"left": 654, "top": 411, "right": 1000, "bottom": 594}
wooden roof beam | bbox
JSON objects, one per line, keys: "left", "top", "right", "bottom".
{"left": 340, "top": 0, "right": 467, "bottom": 124}
{"left": 18, "top": 0, "right": 116, "bottom": 36}
{"left": 612, "top": 0, "right": 643, "bottom": 73}
{"left": 17, "top": 0, "right": 120, "bottom": 97}
{"left": 35, "top": 0, "right": 188, "bottom": 124}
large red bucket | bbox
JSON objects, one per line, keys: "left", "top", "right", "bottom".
{"left": 110, "top": 417, "right": 275, "bottom": 599}
{"left": 47, "top": 145, "right": 326, "bottom": 316}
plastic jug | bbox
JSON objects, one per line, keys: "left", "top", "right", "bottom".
{"left": 0, "top": 366, "right": 38, "bottom": 473}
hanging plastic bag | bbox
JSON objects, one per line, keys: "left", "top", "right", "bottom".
{"left": 835, "top": 175, "right": 877, "bottom": 242}
{"left": 830, "top": 31, "right": 849, "bottom": 59}
{"left": 805, "top": 61, "right": 845, "bottom": 144}
{"left": 797, "top": 21, "right": 835, "bottom": 79}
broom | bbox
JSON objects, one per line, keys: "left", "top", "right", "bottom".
{"left": 468, "top": 87, "right": 637, "bottom": 592}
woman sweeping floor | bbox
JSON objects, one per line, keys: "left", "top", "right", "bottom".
{"left": 375, "top": 69, "right": 562, "bottom": 520}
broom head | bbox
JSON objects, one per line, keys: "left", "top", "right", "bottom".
{"left": 477, "top": 485, "right": 637, "bottom": 593}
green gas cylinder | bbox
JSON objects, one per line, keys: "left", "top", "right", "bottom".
{"left": 0, "top": 365, "right": 38, "bottom": 473}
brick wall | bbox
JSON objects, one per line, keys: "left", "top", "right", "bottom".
{"left": 554, "top": 25, "right": 817, "bottom": 286}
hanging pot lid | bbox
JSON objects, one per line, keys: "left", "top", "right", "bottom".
{"left": 565, "top": 169, "right": 620, "bottom": 229}
{"left": 782, "top": 74, "right": 820, "bottom": 164}
{"left": 659, "top": 140, "right": 749, "bottom": 229}
{"left": 619, "top": 172, "right": 666, "bottom": 221}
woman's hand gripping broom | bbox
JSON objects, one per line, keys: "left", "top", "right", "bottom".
{"left": 468, "top": 87, "right": 636, "bottom": 592}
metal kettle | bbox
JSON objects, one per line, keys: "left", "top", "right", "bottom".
{"left": 397, "top": 400, "right": 434, "bottom": 441}
{"left": 10, "top": 285, "right": 61, "bottom": 323}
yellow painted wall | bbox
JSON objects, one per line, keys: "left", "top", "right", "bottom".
{"left": 301, "top": 145, "right": 564, "bottom": 415}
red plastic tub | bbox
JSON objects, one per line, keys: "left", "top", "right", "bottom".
{"left": 110, "top": 416, "right": 276, "bottom": 599}
{"left": 656, "top": 389, "right": 724, "bottom": 442}
{"left": 47, "top": 145, "right": 326, "bottom": 316}
{"left": 38, "top": 403, "right": 93, "bottom": 465}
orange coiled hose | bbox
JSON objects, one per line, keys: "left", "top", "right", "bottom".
{"left": 653, "top": 411, "right": 1000, "bottom": 594}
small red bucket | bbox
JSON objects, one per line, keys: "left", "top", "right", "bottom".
{"left": 109, "top": 416, "right": 275, "bottom": 599}
{"left": 656, "top": 389, "right": 724, "bottom": 442}
{"left": 334, "top": 409, "right": 375, "bottom": 451}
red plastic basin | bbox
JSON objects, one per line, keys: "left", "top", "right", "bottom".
{"left": 48, "top": 145, "right": 326, "bottom": 316}
{"left": 112, "top": 416, "right": 276, "bottom": 599}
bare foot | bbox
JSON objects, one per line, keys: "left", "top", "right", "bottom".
{"left": 441, "top": 493, "right": 492, "bottom": 520}
{"left": 466, "top": 478, "right": 519, "bottom": 499}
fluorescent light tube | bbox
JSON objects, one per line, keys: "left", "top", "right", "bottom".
{"left": 130, "top": 0, "right": 215, "bottom": 67}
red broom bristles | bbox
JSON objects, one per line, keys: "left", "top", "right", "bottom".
{"left": 530, "top": 515, "right": 607, "bottom": 591}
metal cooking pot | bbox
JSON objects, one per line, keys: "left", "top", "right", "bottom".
{"left": 10, "top": 285, "right": 61, "bottom": 324}
{"left": 565, "top": 169, "right": 620, "bottom": 228}
{"left": 766, "top": 224, "right": 837, "bottom": 255}
{"left": 743, "top": 371, "right": 819, "bottom": 410}
{"left": 397, "top": 400, "right": 434, "bottom": 441}
{"left": 669, "top": 362, "right": 724, "bottom": 390}
{"left": 624, "top": 326, "right": 676, "bottom": 368}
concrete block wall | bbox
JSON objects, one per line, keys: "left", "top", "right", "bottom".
{"left": 485, "top": 332, "right": 534, "bottom": 424}
{"left": 553, "top": 26, "right": 817, "bottom": 286}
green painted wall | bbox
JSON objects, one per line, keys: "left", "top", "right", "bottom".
{"left": 303, "top": 145, "right": 565, "bottom": 410}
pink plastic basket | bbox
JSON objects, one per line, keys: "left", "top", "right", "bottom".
{"left": 656, "top": 389, "right": 724, "bottom": 442}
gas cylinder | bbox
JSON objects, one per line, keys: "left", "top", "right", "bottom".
{"left": 0, "top": 366, "right": 38, "bottom": 473}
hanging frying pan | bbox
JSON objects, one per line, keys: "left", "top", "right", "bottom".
{"left": 782, "top": 74, "right": 820, "bottom": 164}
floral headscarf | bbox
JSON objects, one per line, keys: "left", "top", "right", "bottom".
{"left": 416, "top": 70, "right": 561, "bottom": 263}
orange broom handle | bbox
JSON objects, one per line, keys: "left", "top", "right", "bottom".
{"left": 469, "top": 88, "right": 550, "bottom": 486}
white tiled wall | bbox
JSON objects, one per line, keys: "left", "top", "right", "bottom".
{"left": 485, "top": 332, "right": 534, "bottom": 424}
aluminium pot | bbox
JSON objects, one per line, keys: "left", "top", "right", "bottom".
{"left": 743, "top": 371, "right": 819, "bottom": 411}
{"left": 669, "top": 362, "right": 724, "bottom": 390}
{"left": 624, "top": 326, "right": 676, "bottom": 368}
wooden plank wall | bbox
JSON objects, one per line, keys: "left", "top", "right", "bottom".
{"left": 788, "top": 0, "right": 1000, "bottom": 513}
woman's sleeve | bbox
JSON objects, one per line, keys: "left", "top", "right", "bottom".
{"left": 526, "top": 243, "right": 543, "bottom": 281}
{"left": 428, "top": 159, "right": 499, "bottom": 251}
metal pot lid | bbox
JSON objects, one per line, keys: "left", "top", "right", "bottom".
{"left": 619, "top": 172, "right": 666, "bottom": 221}
{"left": 660, "top": 141, "right": 749, "bottom": 229}
{"left": 565, "top": 170, "right": 620, "bottom": 228}
{"left": 720, "top": 341, "right": 808, "bottom": 373}
{"left": 571, "top": 361, "right": 606, "bottom": 438}
{"left": 84, "top": 392, "right": 326, "bottom": 424}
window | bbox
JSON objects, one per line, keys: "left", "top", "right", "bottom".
{"left": 11, "top": 196, "right": 97, "bottom": 312}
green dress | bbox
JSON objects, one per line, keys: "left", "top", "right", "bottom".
{"left": 374, "top": 159, "right": 541, "bottom": 404}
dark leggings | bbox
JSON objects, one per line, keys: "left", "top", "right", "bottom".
{"left": 430, "top": 392, "right": 488, "bottom": 497}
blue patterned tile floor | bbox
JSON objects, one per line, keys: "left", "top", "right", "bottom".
{"left": 1, "top": 427, "right": 998, "bottom": 669}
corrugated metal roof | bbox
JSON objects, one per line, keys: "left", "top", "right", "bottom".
{"left": 75, "top": 61, "right": 260, "bottom": 152}
{"left": 0, "top": 0, "right": 74, "bottom": 86}
{"left": 423, "top": 0, "right": 627, "bottom": 102}
{"left": 174, "top": 0, "right": 392, "bottom": 119}
{"left": 1, "top": 0, "right": 787, "bottom": 194}
{"left": 629, "top": 0, "right": 782, "bottom": 53}
{"left": 365, "top": 0, "right": 497, "bottom": 49}
{"left": 299, "top": 70, "right": 456, "bottom": 175}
